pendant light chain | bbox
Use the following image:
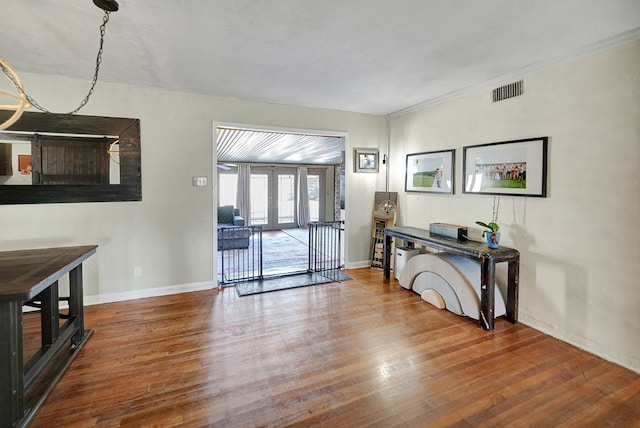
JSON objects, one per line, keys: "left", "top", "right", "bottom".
{"left": 1, "top": 11, "right": 112, "bottom": 115}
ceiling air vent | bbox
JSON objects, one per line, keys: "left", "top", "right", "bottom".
{"left": 492, "top": 80, "right": 524, "bottom": 102}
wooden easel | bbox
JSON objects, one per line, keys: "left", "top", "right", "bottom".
{"left": 371, "top": 192, "right": 398, "bottom": 268}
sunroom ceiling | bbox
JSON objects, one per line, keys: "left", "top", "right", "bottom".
{"left": 216, "top": 127, "right": 344, "bottom": 165}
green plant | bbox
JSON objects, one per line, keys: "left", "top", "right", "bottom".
{"left": 476, "top": 196, "right": 500, "bottom": 236}
{"left": 475, "top": 220, "right": 499, "bottom": 236}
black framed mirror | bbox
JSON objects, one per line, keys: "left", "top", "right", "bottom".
{"left": 0, "top": 111, "right": 141, "bottom": 204}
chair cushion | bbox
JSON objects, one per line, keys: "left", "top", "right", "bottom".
{"left": 218, "top": 205, "right": 235, "bottom": 224}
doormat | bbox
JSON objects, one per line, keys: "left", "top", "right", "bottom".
{"left": 236, "top": 271, "right": 351, "bottom": 296}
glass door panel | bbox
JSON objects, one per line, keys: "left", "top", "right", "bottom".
{"left": 277, "top": 172, "right": 296, "bottom": 226}
{"left": 307, "top": 168, "right": 326, "bottom": 222}
{"left": 250, "top": 173, "right": 269, "bottom": 225}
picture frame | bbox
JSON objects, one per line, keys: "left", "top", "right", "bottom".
{"left": 354, "top": 148, "right": 379, "bottom": 173}
{"left": 405, "top": 149, "right": 455, "bottom": 194}
{"left": 462, "top": 137, "right": 548, "bottom": 197}
{"left": 18, "top": 155, "right": 32, "bottom": 175}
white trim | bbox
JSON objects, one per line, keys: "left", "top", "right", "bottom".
{"left": 84, "top": 281, "right": 215, "bottom": 306}
{"left": 346, "top": 260, "right": 372, "bottom": 270}
{"left": 387, "top": 28, "right": 640, "bottom": 119}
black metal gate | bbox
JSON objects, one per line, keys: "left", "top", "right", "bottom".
{"left": 218, "top": 225, "right": 263, "bottom": 285}
{"left": 308, "top": 220, "right": 344, "bottom": 282}
{"left": 218, "top": 222, "right": 345, "bottom": 286}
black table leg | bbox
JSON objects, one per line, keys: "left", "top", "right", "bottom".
{"left": 507, "top": 259, "right": 520, "bottom": 323}
{"left": 0, "top": 300, "right": 25, "bottom": 425}
{"left": 383, "top": 234, "right": 392, "bottom": 279}
{"left": 39, "top": 281, "right": 60, "bottom": 349}
{"left": 479, "top": 257, "right": 496, "bottom": 331}
{"left": 68, "top": 264, "right": 85, "bottom": 347}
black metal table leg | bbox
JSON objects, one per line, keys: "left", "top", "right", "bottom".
{"left": 39, "top": 281, "right": 60, "bottom": 349}
{"left": 0, "top": 300, "right": 25, "bottom": 424}
{"left": 507, "top": 259, "right": 520, "bottom": 323}
{"left": 479, "top": 256, "right": 496, "bottom": 331}
{"left": 383, "top": 234, "right": 392, "bottom": 279}
{"left": 68, "top": 264, "right": 85, "bottom": 347}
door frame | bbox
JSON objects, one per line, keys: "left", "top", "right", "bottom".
{"left": 212, "top": 121, "right": 349, "bottom": 285}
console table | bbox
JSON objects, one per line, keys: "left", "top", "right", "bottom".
{"left": 0, "top": 245, "right": 97, "bottom": 428}
{"left": 383, "top": 226, "right": 519, "bottom": 331}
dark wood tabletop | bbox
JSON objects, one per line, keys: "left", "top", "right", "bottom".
{"left": 0, "top": 245, "right": 98, "bottom": 300}
{"left": 384, "top": 226, "right": 519, "bottom": 261}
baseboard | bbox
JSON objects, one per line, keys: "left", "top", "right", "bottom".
{"left": 345, "top": 260, "right": 373, "bottom": 269}
{"left": 84, "top": 281, "right": 216, "bottom": 306}
{"left": 520, "top": 316, "right": 640, "bottom": 374}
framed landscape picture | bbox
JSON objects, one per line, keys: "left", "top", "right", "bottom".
{"left": 462, "top": 137, "right": 548, "bottom": 197}
{"left": 405, "top": 149, "right": 455, "bottom": 194}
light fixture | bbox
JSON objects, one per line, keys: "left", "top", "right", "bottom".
{"left": 0, "top": 1, "right": 119, "bottom": 130}
{"left": 108, "top": 139, "right": 120, "bottom": 164}
{"left": 0, "top": 57, "right": 31, "bottom": 130}
{"left": 93, "top": 0, "right": 119, "bottom": 12}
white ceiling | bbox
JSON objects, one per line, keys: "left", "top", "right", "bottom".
{"left": 1, "top": 1, "right": 639, "bottom": 117}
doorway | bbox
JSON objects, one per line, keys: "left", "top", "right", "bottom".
{"left": 214, "top": 123, "right": 346, "bottom": 282}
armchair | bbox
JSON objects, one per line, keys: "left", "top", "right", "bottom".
{"left": 217, "top": 205, "right": 250, "bottom": 250}
{"left": 218, "top": 205, "right": 244, "bottom": 227}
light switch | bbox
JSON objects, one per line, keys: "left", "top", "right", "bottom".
{"left": 192, "top": 176, "right": 208, "bottom": 187}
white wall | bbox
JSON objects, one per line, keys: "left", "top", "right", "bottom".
{"left": 388, "top": 41, "right": 640, "bottom": 372}
{"left": 0, "top": 73, "right": 386, "bottom": 298}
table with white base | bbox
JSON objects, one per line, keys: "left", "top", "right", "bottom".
{"left": 383, "top": 226, "right": 519, "bottom": 331}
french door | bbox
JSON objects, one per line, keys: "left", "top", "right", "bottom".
{"left": 217, "top": 166, "right": 326, "bottom": 230}
{"left": 250, "top": 167, "right": 297, "bottom": 230}
{"left": 249, "top": 167, "right": 325, "bottom": 230}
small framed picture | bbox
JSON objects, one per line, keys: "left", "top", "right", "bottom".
{"left": 18, "top": 155, "right": 32, "bottom": 175}
{"left": 354, "top": 148, "right": 379, "bottom": 173}
{"left": 463, "top": 137, "right": 548, "bottom": 197}
{"left": 405, "top": 149, "right": 455, "bottom": 194}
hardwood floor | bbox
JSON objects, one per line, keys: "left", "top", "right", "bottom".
{"left": 29, "top": 268, "right": 639, "bottom": 427}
